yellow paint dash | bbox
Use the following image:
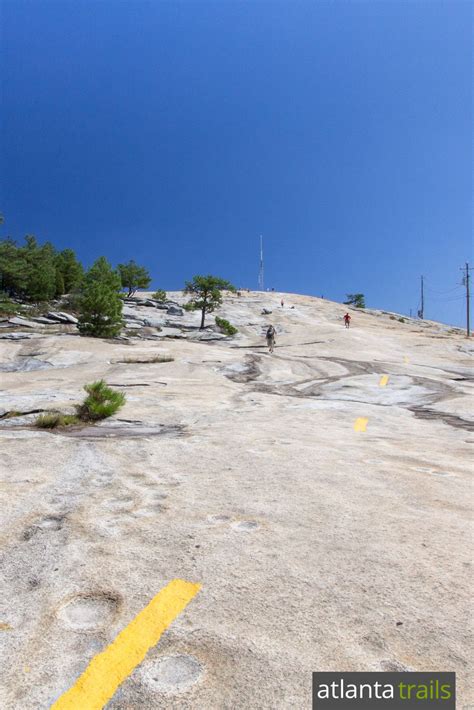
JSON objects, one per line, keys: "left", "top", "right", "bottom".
{"left": 403, "top": 356, "right": 410, "bottom": 364}
{"left": 0, "top": 622, "right": 12, "bottom": 631}
{"left": 354, "top": 417, "right": 369, "bottom": 432}
{"left": 379, "top": 375, "right": 389, "bottom": 387}
{"left": 51, "top": 579, "right": 201, "bottom": 710}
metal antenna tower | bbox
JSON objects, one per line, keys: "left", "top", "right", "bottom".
{"left": 258, "top": 235, "right": 264, "bottom": 291}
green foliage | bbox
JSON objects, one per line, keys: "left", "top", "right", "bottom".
{"left": 77, "top": 257, "right": 123, "bottom": 337}
{"left": 398, "top": 317, "right": 406, "bottom": 323}
{"left": 0, "top": 238, "right": 29, "bottom": 296}
{"left": 0, "top": 294, "right": 21, "bottom": 316}
{"left": 118, "top": 260, "right": 151, "bottom": 297}
{"left": 215, "top": 316, "right": 238, "bottom": 335}
{"left": 61, "top": 288, "right": 82, "bottom": 312}
{"left": 22, "top": 236, "right": 57, "bottom": 302}
{"left": 55, "top": 248, "right": 84, "bottom": 295}
{"left": 183, "top": 301, "right": 197, "bottom": 312}
{"left": 152, "top": 289, "right": 167, "bottom": 302}
{"left": 184, "top": 275, "right": 235, "bottom": 329}
{"left": 344, "top": 293, "right": 366, "bottom": 309}
{"left": 0, "top": 235, "right": 84, "bottom": 302}
{"left": 35, "top": 381, "right": 125, "bottom": 429}
{"left": 36, "top": 412, "right": 79, "bottom": 428}
{"left": 75, "top": 380, "right": 126, "bottom": 421}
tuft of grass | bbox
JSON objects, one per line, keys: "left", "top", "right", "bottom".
{"left": 398, "top": 317, "right": 406, "bottom": 323}
{"left": 75, "top": 380, "right": 126, "bottom": 421}
{"left": 116, "top": 355, "right": 174, "bottom": 364}
{"left": 36, "top": 413, "right": 79, "bottom": 429}
{"left": 215, "top": 316, "right": 238, "bottom": 336}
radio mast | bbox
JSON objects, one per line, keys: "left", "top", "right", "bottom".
{"left": 258, "top": 235, "right": 264, "bottom": 291}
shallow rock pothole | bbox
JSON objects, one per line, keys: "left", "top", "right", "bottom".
{"left": 207, "top": 514, "right": 231, "bottom": 525}
{"left": 57, "top": 592, "right": 120, "bottom": 631}
{"left": 231, "top": 520, "right": 260, "bottom": 532}
{"left": 139, "top": 654, "right": 203, "bottom": 694}
{"left": 54, "top": 421, "right": 186, "bottom": 439}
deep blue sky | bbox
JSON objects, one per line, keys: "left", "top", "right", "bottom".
{"left": 1, "top": 1, "right": 472, "bottom": 324}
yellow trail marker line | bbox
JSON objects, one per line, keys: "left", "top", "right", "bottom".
{"left": 379, "top": 375, "right": 389, "bottom": 387}
{"left": 51, "top": 579, "right": 201, "bottom": 710}
{"left": 354, "top": 417, "right": 368, "bottom": 432}
{"left": 403, "top": 356, "right": 410, "bottom": 364}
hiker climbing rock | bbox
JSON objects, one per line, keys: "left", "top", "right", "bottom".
{"left": 281, "top": 298, "right": 284, "bottom": 308}
{"left": 344, "top": 313, "right": 351, "bottom": 328}
{"left": 266, "top": 325, "right": 276, "bottom": 353}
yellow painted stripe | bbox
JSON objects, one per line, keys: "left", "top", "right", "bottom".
{"left": 379, "top": 375, "right": 389, "bottom": 387}
{"left": 51, "top": 579, "right": 201, "bottom": 710}
{"left": 354, "top": 417, "right": 368, "bottom": 432}
{"left": 403, "top": 356, "right": 410, "bottom": 364}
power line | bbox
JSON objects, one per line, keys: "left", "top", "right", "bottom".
{"left": 424, "top": 283, "right": 463, "bottom": 295}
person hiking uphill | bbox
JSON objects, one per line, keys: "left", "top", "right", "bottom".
{"left": 344, "top": 313, "right": 351, "bottom": 328}
{"left": 266, "top": 325, "right": 276, "bottom": 353}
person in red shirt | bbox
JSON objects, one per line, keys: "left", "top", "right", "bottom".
{"left": 344, "top": 313, "right": 351, "bottom": 328}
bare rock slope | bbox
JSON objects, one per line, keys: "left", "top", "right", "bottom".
{"left": 0, "top": 291, "right": 472, "bottom": 709}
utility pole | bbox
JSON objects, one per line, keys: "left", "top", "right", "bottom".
{"left": 258, "top": 235, "right": 264, "bottom": 291}
{"left": 418, "top": 275, "right": 424, "bottom": 319}
{"left": 461, "top": 263, "right": 470, "bottom": 337}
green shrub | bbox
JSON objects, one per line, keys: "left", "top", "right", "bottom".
{"left": 183, "top": 301, "right": 196, "bottom": 312}
{"left": 398, "top": 317, "right": 406, "bottom": 323}
{"left": 75, "top": 380, "right": 126, "bottom": 421}
{"left": 152, "top": 289, "right": 167, "bottom": 303}
{"left": 36, "top": 413, "right": 79, "bottom": 428}
{"left": 0, "top": 296, "right": 20, "bottom": 315}
{"left": 215, "top": 316, "right": 238, "bottom": 336}
{"left": 389, "top": 315, "right": 396, "bottom": 320}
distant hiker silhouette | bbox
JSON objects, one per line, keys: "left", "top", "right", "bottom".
{"left": 281, "top": 299, "right": 284, "bottom": 308}
{"left": 266, "top": 325, "right": 276, "bottom": 353}
{"left": 344, "top": 313, "right": 351, "bottom": 328}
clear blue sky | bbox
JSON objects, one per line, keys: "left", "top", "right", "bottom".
{"left": 1, "top": 1, "right": 472, "bottom": 325}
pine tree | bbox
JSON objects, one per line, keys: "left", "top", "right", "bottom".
{"left": 0, "top": 238, "right": 29, "bottom": 296}
{"left": 55, "top": 248, "right": 84, "bottom": 295}
{"left": 78, "top": 257, "right": 123, "bottom": 337}
{"left": 22, "top": 237, "right": 57, "bottom": 302}
{"left": 118, "top": 260, "right": 151, "bottom": 297}
{"left": 184, "top": 275, "right": 235, "bottom": 329}
{"left": 344, "top": 293, "right": 366, "bottom": 309}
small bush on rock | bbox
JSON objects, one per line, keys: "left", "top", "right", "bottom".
{"left": 152, "top": 289, "right": 167, "bottom": 302}
{"left": 215, "top": 316, "right": 238, "bottom": 336}
{"left": 76, "top": 380, "right": 126, "bottom": 421}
